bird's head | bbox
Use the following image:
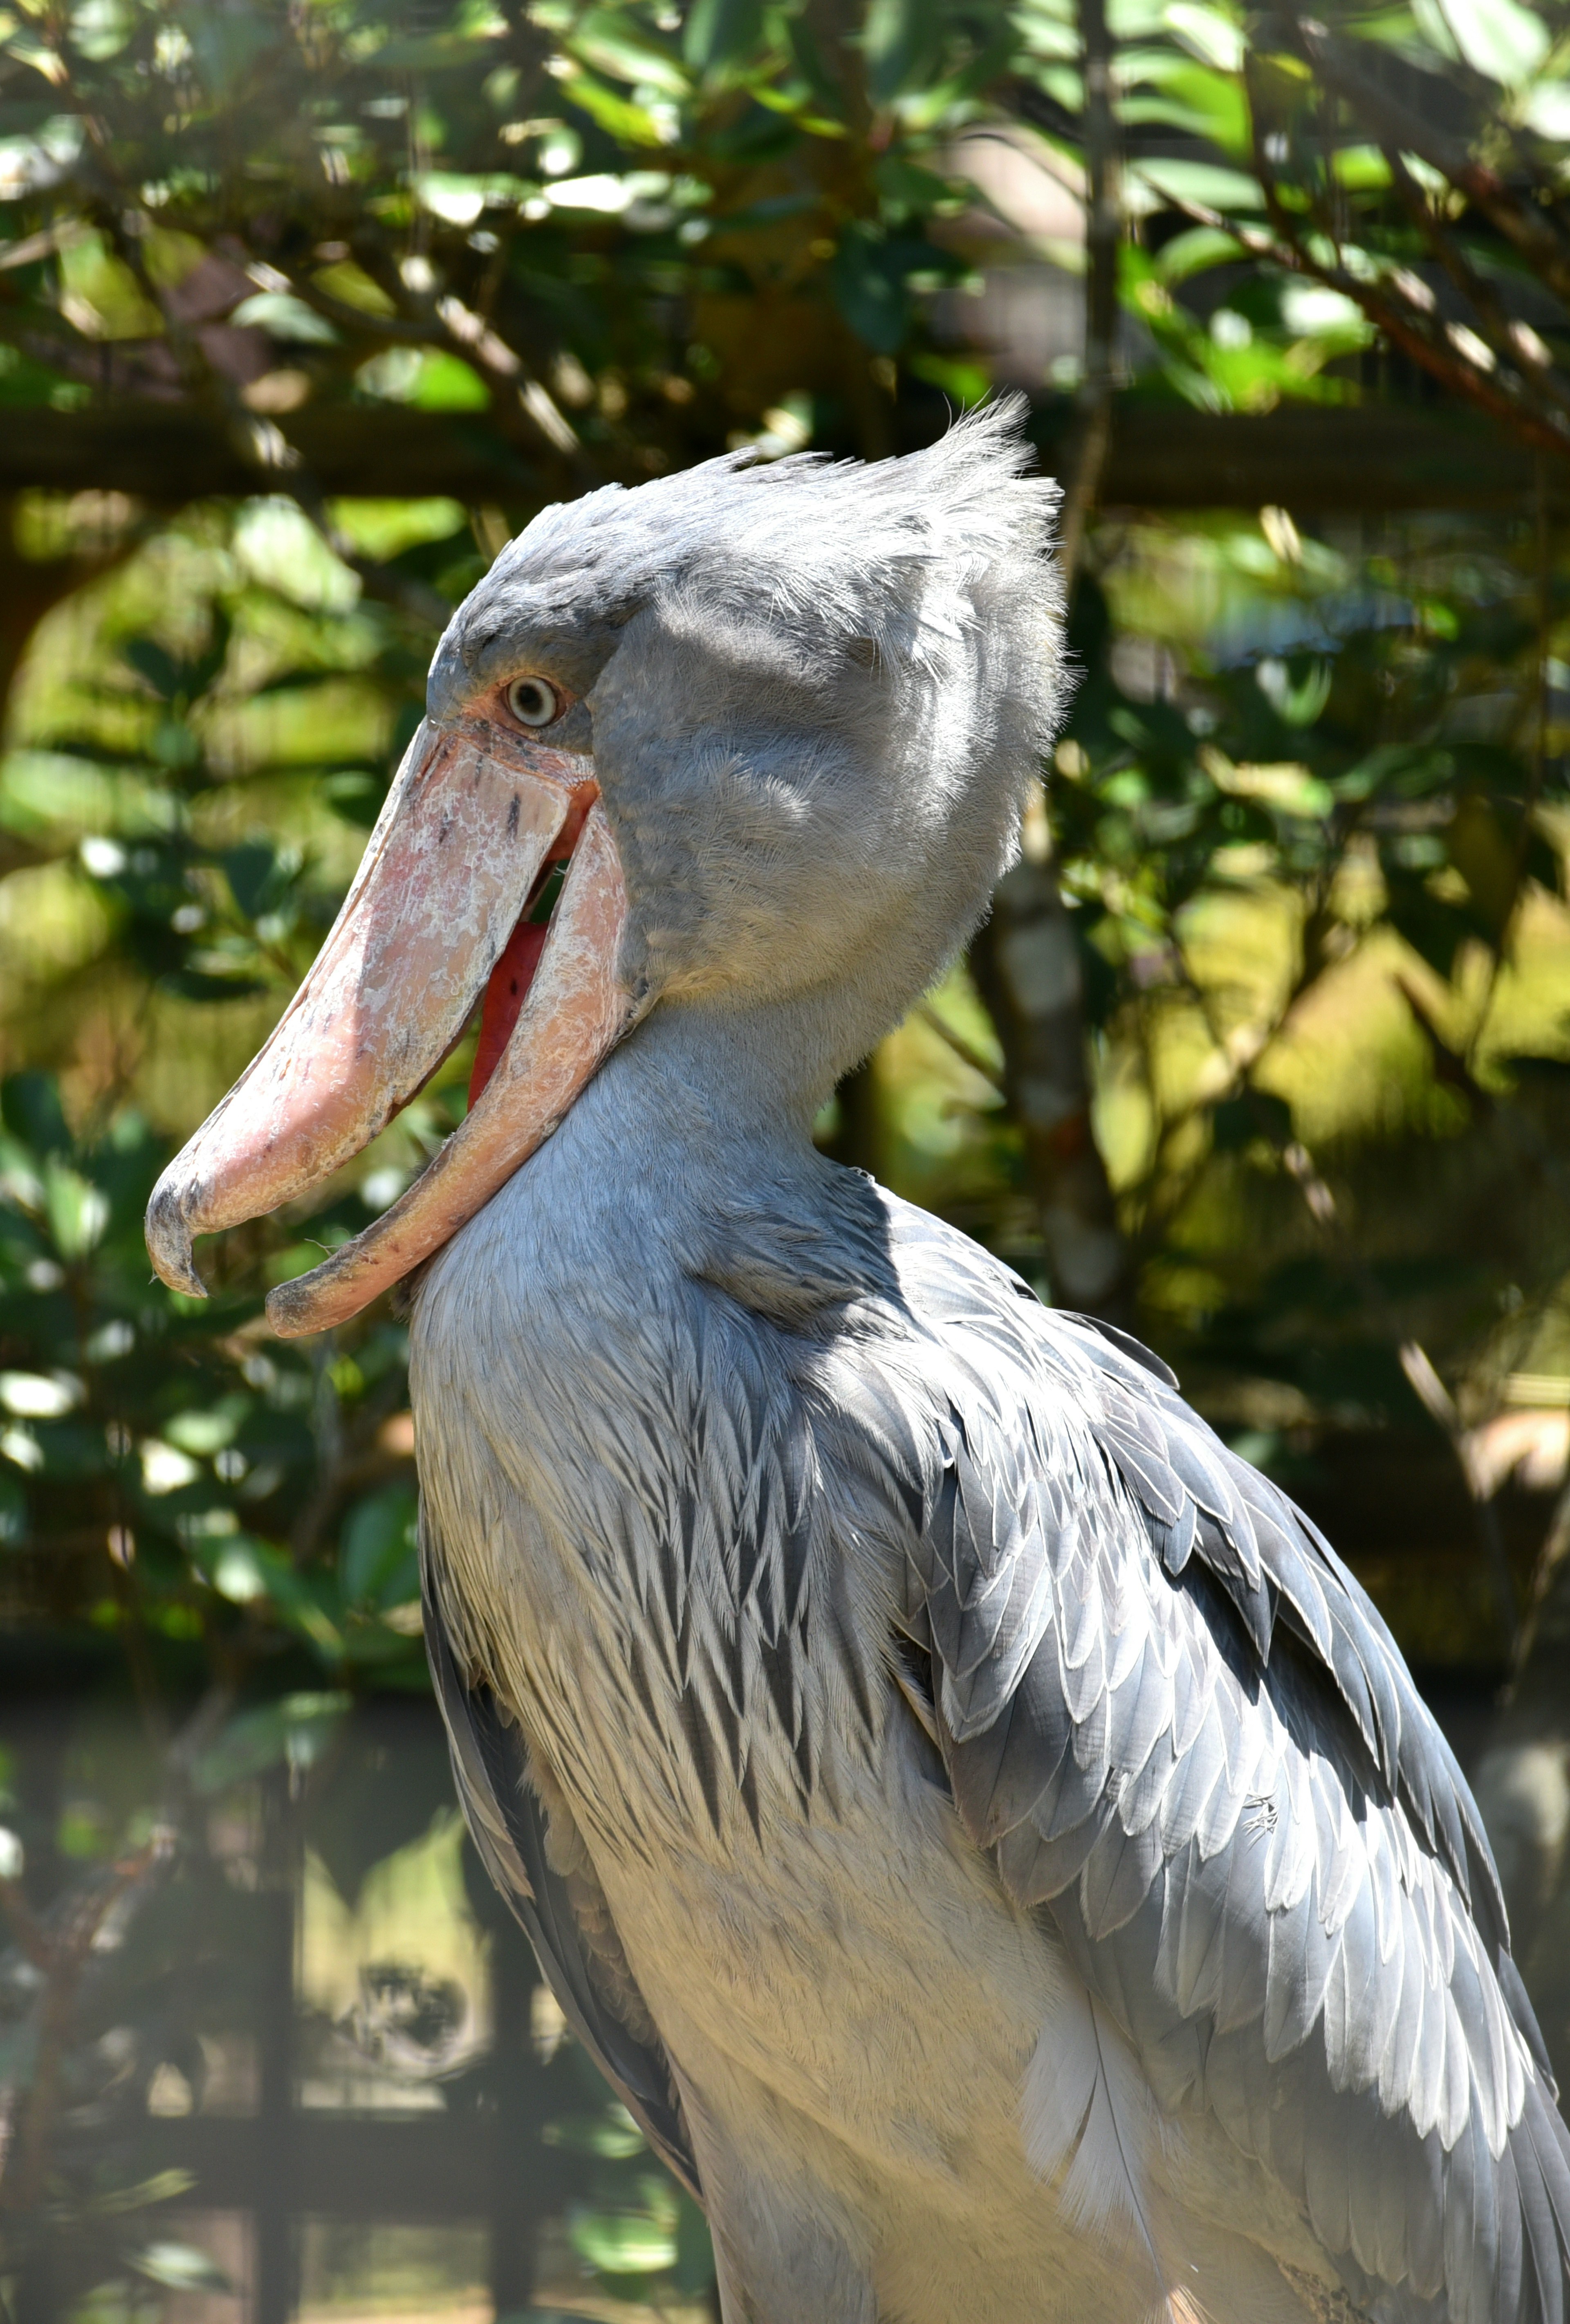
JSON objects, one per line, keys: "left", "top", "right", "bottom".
{"left": 145, "top": 400, "right": 1064, "bottom": 1335}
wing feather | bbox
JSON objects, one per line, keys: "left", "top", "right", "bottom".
{"left": 869, "top": 1196, "right": 1570, "bottom": 2322}
{"left": 420, "top": 1553, "right": 703, "bottom": 2203}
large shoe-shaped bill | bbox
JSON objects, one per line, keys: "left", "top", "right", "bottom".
{"left": 145, "top": 716, "right": 641, "bottom": 1338}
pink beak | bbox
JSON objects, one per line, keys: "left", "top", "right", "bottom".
{"left": 145, "top": 715, "right": 641, "bottom": 1337}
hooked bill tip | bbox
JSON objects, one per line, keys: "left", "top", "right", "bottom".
{"left": 263, "top": 1275, "right": 317, "bottom": 1339}
{"left": 144, "top": 1176, "right": 209, "bottom": 1300}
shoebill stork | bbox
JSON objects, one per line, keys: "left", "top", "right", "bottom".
{"left": 147, "top": 405, "right": 1570, "bottom": 2324}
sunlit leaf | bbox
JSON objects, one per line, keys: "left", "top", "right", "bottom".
{"left": 569, "top": 2204, "right": 678, "bottom": 2273}
{"left": 128, "top": 2241, "right": 232, "bottom": 2293}
{"left": 1414, "top": 0, "right": 1548, "bottom": 84}
{"left": 230, "top": 290, "right": 340, "bottom": 345}
{"left": 567, "top": 11, "right": 688, "bottom": 94}
{"left": 1161, "top": 1, "right": 1245, "bottom": 72}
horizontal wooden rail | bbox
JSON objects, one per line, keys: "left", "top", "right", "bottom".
{"left": 0, "top": 399, "right": 1557, "bottom": 514}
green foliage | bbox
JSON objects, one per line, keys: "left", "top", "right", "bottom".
{"left": 1, "top": 0, "right": 1570, "bottom": 2310}
{"left": 1027, "top": 510, "right": 1570, "bottom": 1502}
{"left": 0, "top": 0, "right": 1009, "bottom": 501}
{"left": 0, "top": 1052, "right": 438, "bottom": 1672}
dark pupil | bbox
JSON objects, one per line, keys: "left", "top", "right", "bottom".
{"left": 519, "top": 684, "right": 544, "bottom": 719}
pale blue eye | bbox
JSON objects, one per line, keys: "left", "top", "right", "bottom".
{"left": 507, "top": 676, "right": 559, "bottom": 728}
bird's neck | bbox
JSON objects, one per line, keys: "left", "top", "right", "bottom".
{"left": 603, "top": 990, "right": 862, "bottom": 1154}
{"left": 442, "top": 988, "right": 875, "bottom": 1328}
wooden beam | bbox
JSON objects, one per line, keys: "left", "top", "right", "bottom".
{"left": 3, "top": 404, "right": 552, "bottom": 505}
{"left": 1, "top": 396, "right": 1556, "bottom": 513}
{"left": 1096, "top": 401, "right": 1560, "bottom": 514}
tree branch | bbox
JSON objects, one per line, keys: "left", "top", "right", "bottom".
{"left": 1277, "top": 10, "right": 1570, "bottom": 312}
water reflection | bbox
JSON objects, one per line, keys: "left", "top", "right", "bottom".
{"left": 0, "top": 1677, "right": 716, "bottom": 2324}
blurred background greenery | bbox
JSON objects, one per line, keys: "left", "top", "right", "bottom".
{"left": 1, "top": 0, "right": 1570, "bottom": 2317}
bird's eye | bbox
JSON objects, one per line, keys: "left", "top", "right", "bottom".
{"left": 506, "top": 676, "right": 560, "bottom": 728}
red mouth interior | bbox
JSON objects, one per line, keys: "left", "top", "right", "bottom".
{"left": 470, "top": 916, "right": 549, "bottom": 1104}
{"left": 467, "top": 793, "right": 595, "bottom": 1107}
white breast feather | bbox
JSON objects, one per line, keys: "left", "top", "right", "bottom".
{"left": 1022, "top": 1979, "right": 1207, "bottom": 2323}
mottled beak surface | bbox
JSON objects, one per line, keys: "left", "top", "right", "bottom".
{"left": 145, "top": 716, "right": 638, "bottom": 1337}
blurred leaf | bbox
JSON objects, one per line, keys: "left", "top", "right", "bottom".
{"left": 569, "top": 2203, "right": 678, "bottom": 2274}
{"left": 191, "top": 1692, "right": 351, "bottom": 1795}
{"left": 122, "top": 638, "right": 186, "bottom": 703}
{"left": 1212, "top": 1091, "right": 1294, "bottom": 1151}
{"left": 1417, "top": 0, "right": 1548, "bottom": 83}
{"left": 340, "top": 1484, "right": 419, "bottom": 1612}
{"left": 831, "top": 223, "right": 910, "bottom": 353}
{"left": 127, "top": 2242, "right": 232, "bottom": 2293}
{"left": 864, "top": 0, "right": 941, "bottom": 106}
{"left": 2, "top": 1071, "right": 69, "bottom": 1156}
{"left": 43, "top": 1160, "right": 110, "bottom": 1257}
{"left": 682, "top": 0, "right": 764, "bottom": 75}
{"left": 91, "top": 2171, "right": 197, "bottom": 2216}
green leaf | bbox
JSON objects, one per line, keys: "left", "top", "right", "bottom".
{"left": 682, "top": 0, "right": 765, "bottom": 76}
{"left": 91, "top": 2171, "right": 197, "bottom": 2216}
{"left": 568, "top": 11, "right": 689, "bottom": 94}
{"left": 340, "top": 1483, "right": 419, "bottom": 1610}
{"left": 673, "top": 2192, "right": 716, "bottom": 2294}
{"left": 1130, "top": 156, "right": 1262, "bottom": 213}
{"left": 1521, "top": 78, "right": 1570, "bottom": 136}
{"left": 551, "top": 69, "right": 671, "bottom": 147}
{"left": 545, "top": 2105, "right": 648, "bottom": 2157}
{"left": 43, "top": 1160, "right": 109, "bottom": 1257}
{"left": 128, "top": 2242, "right": 232, "bottom": 2293}
{"left": 1121, "top": 53, "right": 1249, "bottom": 157}
{"left": 908, "top": 350, "right": 991, "bottom": 406}
{"left": 1415, "top": 0, "right": 1548, "bottom": 84}
{"left": 569, "top": 2205, "right": 678, "bottom": 2274}
{"left": 1212, "top": 1091, "right": 1294, "bottom": 1150}
{"left": 1154, "top": 224, "right": 1246, "bottom": 283}
{"left": 231, "top": 291, "right": 341, "bottom": 345}
{"left": 191, "top": 1691, "right": 352, "bottom": 1795}
{"left": 359, "top": 347, "right": 490, "bottom": 411}
{"left": 1, "top": 1071, "right": 69, "bottom": 1157}
{"left": 830, "top": 223, "right": 909, "bottom": 353}
{"left": 122, "top": 637, "right": 185, "bottom": 703}
{"left": 187, "top": 9, "right": 273, "bottom": 97}
{"left": 863, "top": 0, "right": 942, "bottom": 107}
{"left": 1160, "top": 1, "right": 1245, "bottom": 72}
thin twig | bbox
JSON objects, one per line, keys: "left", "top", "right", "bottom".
{"left": 913, "top": 1000, "right": 1004, "bottom": 1091}
{"left": 1384, "top": 148, "right": 1570, "bottom": 420}
{"left": 1279, "top": 10, "right": 1570, "bottom": 310}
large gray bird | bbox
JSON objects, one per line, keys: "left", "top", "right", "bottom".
{"left": 147, "top": 406, "right": 1570, "bottom": 2324}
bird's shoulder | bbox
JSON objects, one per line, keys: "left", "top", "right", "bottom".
{"left": 844, "top": 1189, "right": 1496, "bottom": 1923}
{"left": 802, "top": 1188, "right": 1570, "bottom": 2323}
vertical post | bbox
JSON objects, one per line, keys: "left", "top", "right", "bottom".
{"left": 253, "top": 1771, "right": 297, "bottom": 2324}
{"left": 971, "top": 0, "right": 1132, "bottom": 1323}
{"left": 970, "top": 819, "right": 1133, "bottom": 1323}
{"left": 1057, "top": 0, "right": 1120, "bottom": 588}
{"left": 488, "top": 1928, "right": 538, "bottom": 2317}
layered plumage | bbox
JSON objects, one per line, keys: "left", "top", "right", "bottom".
{"left": 390, "top": 407, "right": 1570, "bottom": 2320}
